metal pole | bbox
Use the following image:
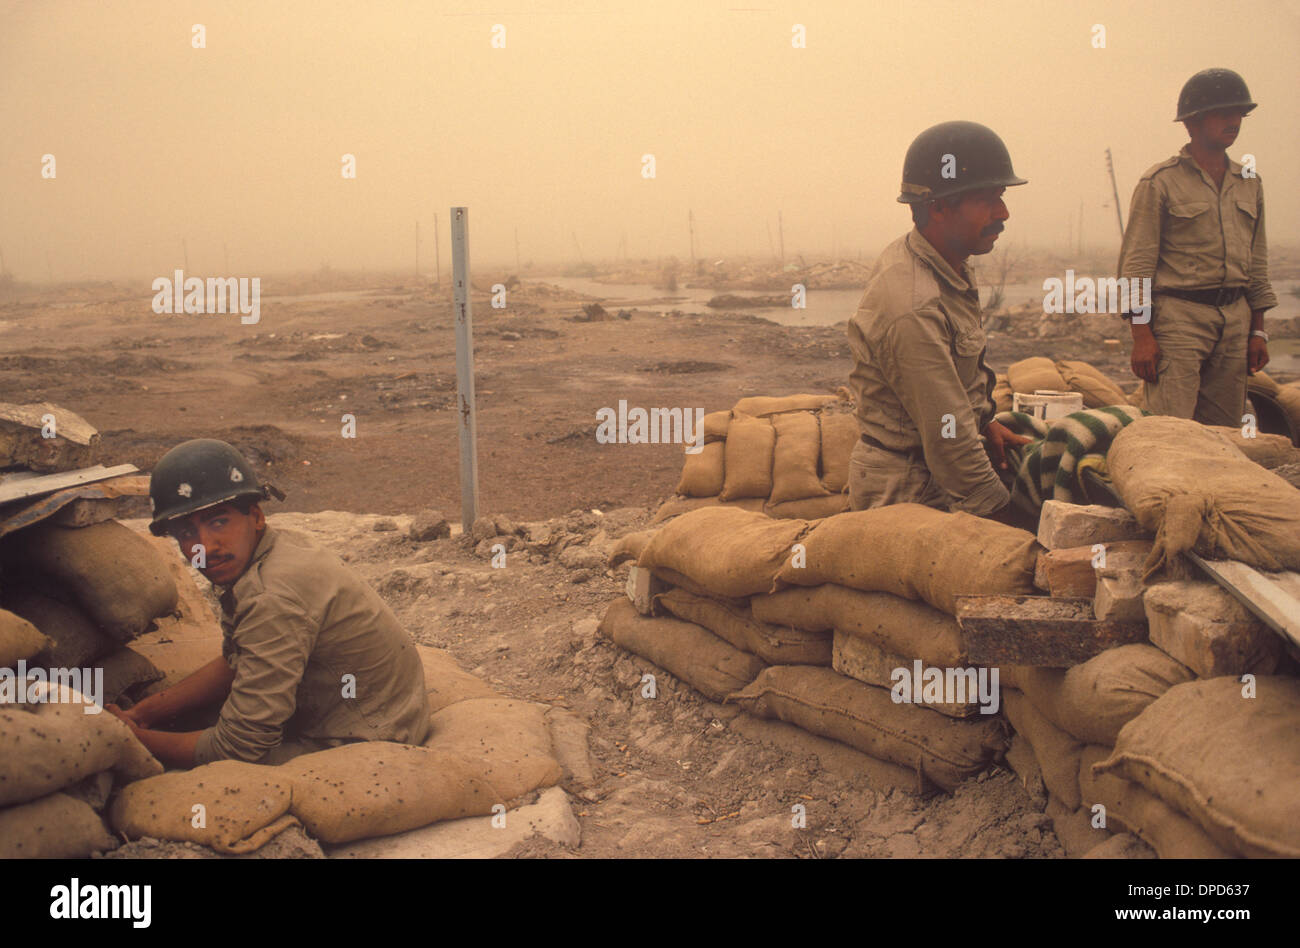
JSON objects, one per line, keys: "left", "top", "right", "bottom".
{"left": 415, "top": 220, "right": 420, "bottom": 280}
{"left": 451, "top": 207, "right": 479, "bottom": 531}
{"left": 433, "top": 212, "right": 441, "bottom": 288}
{"left": 1105, "top": 148, "right": 1125, "bottom": 238}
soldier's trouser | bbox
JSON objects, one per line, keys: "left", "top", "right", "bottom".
{"left": 1144, "top": 295, "right": 1249, "bottom": 427}
{"left": 847, "top": 439, "right": 950, "bottom": 511}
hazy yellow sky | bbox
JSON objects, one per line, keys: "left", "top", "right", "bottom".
{"left": 3, "top": 0, "right": 1297, "bottom": 280}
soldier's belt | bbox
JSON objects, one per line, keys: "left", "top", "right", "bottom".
{"left": 1154, "top": 286, "right": 1246, "bottom": 307}
{"left": 861, "top": 432, "right": 925, "bottom": 461}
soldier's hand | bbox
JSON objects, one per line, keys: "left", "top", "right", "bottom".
{"left": 1130, "top": 330, "right": 1161, "bottom": 383}
{"left": 1247, "top": 337, "right": 1269, "bottom": 375}
{"left": 983, "top": 420, "right": 1032, "bottom": 471}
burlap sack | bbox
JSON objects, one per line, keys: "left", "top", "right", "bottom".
{"left": 599, "top": 597, "right": 766, "bottom": 701}
{"left": 769, "top": 411, "right": 828, "bottom": 503}
{"left": 831, "top": 631, "right": 978, "bottom": 718}
{"left": 283, "top": 742, "right": 502, "bottom": 844}
{"left": 1055, "top": 361, "right": 1131, "bottom": 408}
{"left": 423, "top": 698, "right": 562, "bottom": 801}
{"left": 1094, "top": 676, "right": 1300, "bottom": 858}
{"left": 6, "top": 589, "right": 116, "bottom": 668}
{"left": 700, "top": 410, "right": 732, "bottom": 443}
{"left": 648, "top": 566, "right": 747, "bottom": 607}
{"left": 733, "top": 394, "right": 840, "bottom": 416}
{"left": 763, "top": 494, "right": 850, "bottom": 520}
{"left": 719, "top": 414, "right": 776, "bottom": 501}
{"left": 109, "top": 759, "right": 297, "bottom": 854}
{"left": 771, "top": 505, "right": 1039, "bottom": 615}
{"left": 99, "top": 646, "right": 165, "bottom": 706}
{"left": 416, "top": 644, "right": 497, "bottom": 712}
{"left": 1003, "top": 689, "right": 1084, "bottom": 811}
{"left": 1206, "top": 427, "right": 1300, "bottom": 468}
{"left": 608, "top": 529, "right": 656, "bottom": 567}
{"left": 133, "top": 536, "right": 225, "bottom": 694}
{"left": 753, "top": 585, "right": 966, "bottom": 667}
{"left": 675, "top": 441, "right": 725, "bottom": 497}
{"left": 19, "top": 520, "right": 178, "bottom": 641}
{"left": 729, "top": 666, "right": 1006, "bottom": 791}
{"left": 0, "top": 792, "right": 116, "bottom": 858}
{"left": 1277, "top": 382, "right": 1300, "bottom": 432}
{"left": 0, "top": 608, "right": 48, "bottom": 668}
{"left": 990, "top": 374, "right": 1014, "bottom": 413}
{"left": 1079, "top": 745, "right": 1231, "bottom": 859}
{"left": 817, "top": 411, "right": 859, "bottom": 493}
{"left": 1016, "top": 644, "right": 1194, "bottom": 746}
{"left": 1109, "top": 415, "right": 1300, "bottom": 573}
{"left": 637, "top": 506, "right": 810, "bottom": 599}
{"left": 1007, "top": 357, "right": 1067, "bottom": 394}
{"left": 1246, "top": 370, "right": 1280, "bottom": 397}
{"left": 648, "top": 495, "right": 766, "bottom": 526}
{"left": 0, "top": 688, "right": 162, "bottom": 807}
{"left": 655, "top": 588, "right": 831, "bottom": 665}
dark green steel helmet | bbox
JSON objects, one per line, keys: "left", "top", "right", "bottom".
{"left": 1175, "top": 68, "right": 1256, "bottom": 122}
{"left": 148, "top": 439, "right": 280, "bottom": 535}
{"left": 897, "top": 121, "right": 1027, "bottom": 205}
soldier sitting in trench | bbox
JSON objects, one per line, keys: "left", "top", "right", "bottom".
{"left": 105, "top": 439, "right": 430, "bottom": 767}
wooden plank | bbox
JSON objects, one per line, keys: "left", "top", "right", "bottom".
{"left": 955, "top": 595, "right": 1147, "bottom": 667}
{"left": 0, "top": 464, "right": 138, "bottom": 508}
{"left": 1186, "top": 553, "right": 1300, "bottom": 651}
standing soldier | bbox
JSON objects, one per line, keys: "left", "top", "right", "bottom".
{"left": 1119, "top": 68, "right": 1275, "bottom": 425}
{"left": 847, "top": 120, "right": 1032, "bottom": 518}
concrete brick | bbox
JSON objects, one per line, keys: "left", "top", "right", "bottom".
{"left": 956, "top": 595, "right": 1147, "bottom": 667}
{"left": 624, "top": 565, "right": 665, "bottom": 615}
{"left": 1034, "top": 546, "right": 1099, "bottom": 597}
{"left": 1094, "top": 572, "right": 1147, "bottom": 623}
{"left": 1037, "top": 500, "right": 1148, "bottom": 551}
{"left": 1144, "top": 580, "right": 1282, "bottom": 678}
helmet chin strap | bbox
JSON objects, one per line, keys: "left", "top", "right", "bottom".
{"left": 263, "top": 483, "right": 286, "bottom": 502}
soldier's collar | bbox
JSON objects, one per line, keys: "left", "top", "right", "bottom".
{"left": 1177, "top": 144, "right": 1245, "bottom": 180}
{"left": 907, "top": 228, "right": 974, "bottom": 293}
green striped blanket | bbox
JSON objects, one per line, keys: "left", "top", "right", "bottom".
{"left": 995, "top": 405, "right": 1149, "bottom": 517}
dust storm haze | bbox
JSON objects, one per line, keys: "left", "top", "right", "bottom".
{"left": 1, "top": 0, "right": 1297, "bottom": 281}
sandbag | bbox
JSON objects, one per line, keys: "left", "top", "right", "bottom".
{"left": 283, "top": 742, "right": 502, "bottom": 844}
{"left": 607, "top": 529, "right": 656, "bottom": 567}
{"left": 1206, "top": 427, "right": 1300, "bottom": 468}
{"left": 699, "top": 409, "right": 731, "bottom": 443}
{"left": 719, "top": 414, "right": 775, "bottom": 500}
{"left": 771, "top": 505, "right": 1039, "bottom": 615}
{"left": 599, "top": 597, "right": 766, "bottom": 701}
{"left": 763, "top": 493, "right": 849, "bottom": 520}
{"left": 648, "top": 566, "right": 749, "bottom": 607}
{"left": 753, "top": 585, "right": 966, "bottom": 667}
{"left": 637, "top": 506, "right": 810, "bottom": 599}
{"left": 675, "top": 441, "right": 725, "bottom": 497}
{"left": 1094, "top": 676, "right": 1300, "bottom": 858}
{"left": 1002, "top": 689, "right": 1084, "bottom": 811}
{"left": 133, "top": 535, "right": 225, "bottom": 694}
{"left": 831, "top": 631, "right": 979, "bottom": 718}
{"left": 17, "top": 520, "right": 178, "bottom": 641}
{"left": 1007, "top": 357, "right": 1067, "bottom": 395}
{"left": 0, "top": 686, "right": 162, "bottom": 807}
{"left": 1016, "top": 644, "right": 1195, "bottom": 746}
{"left": 1055, "top": 360, "right": 1131, "bottom": 409}
{"left": 0, "top": 608, "right": 48, "bottom": 668}
{"left": 814, "top": 414, "right": 856, "bottom": 491}
{"left": 1109, "top": 415, "right": 1300, "bottom": 574}
{"left": 109, "top": 759, "right": 297, "bottom": 854}
{"left": 732, "top": 393, "right": 840, "bottom": 416}
{"left": 655, "top": 588, "right": 831, "bottom": 665}
{"left": 1276, "top": 382, "right": 1300, "bottom": 432}
{"left": 1079, "top": 745, "right": 1231, "bottom": 859}
{"left": 0, "top": 792, "right": 116, "bottom": 858}
{"left": 648, "top": 495, "right": 766, "bottom": 526}
{"left": 6, "top": 589, "right": 116, "bottom": 668}
{"left": 98, "top": 646, "right": 165, "bottom": 706}
{"left": 1246, "top": 370, "right": 1279, "bottom": 397}
{"left": 769, "top": 411, "right": 828, "bottom": 503}
{"left": 423, "top": 698, "right": 562, "bottom": 801}
{"left": 729, "top": 666, "right": 1007, "bottom": 791}
{"left": 990, "top": 374, "right": 1014, "bottom": 413}
{"left": 415, "top": 644, "right": 497, "bottom": 712}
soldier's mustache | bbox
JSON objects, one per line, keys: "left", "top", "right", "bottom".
{"left": 982, "top": 223, "right": 1005, "bottom": 236}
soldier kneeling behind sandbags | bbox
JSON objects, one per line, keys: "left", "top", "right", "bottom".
{"left": 105, "top": 439, "right": 430, "bottom": 768}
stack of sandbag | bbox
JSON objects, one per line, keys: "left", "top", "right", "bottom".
{"left": 107, "top": 641, "right": 570, "bottom": 851}
{"left": 994, "top": 358, "right": 1133, "bottom": 413}
{"left": 0, "top": 518, "right": 177, "bottom": 707}
{"left": 0, "top": 681, "right": 163, "bottom": 857}
{"left": 662, "top": 392, "right": 855, "bottom": 523}
{"left": 603, "top": 504, "right": 1040, "bottom": 790}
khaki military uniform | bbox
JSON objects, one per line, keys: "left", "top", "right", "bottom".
{"left": 846, "top": 228, "right": 1008, "bottom": 516}
{"left": 193, "top": 527, "right": 431, "bottom": 765}
{"left": 1118, "top": 145, "right": 1276, "bottom": 425}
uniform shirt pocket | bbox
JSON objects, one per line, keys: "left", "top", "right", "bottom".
{"left": 1229, "top": 197, "right": 1259, "bottom": 261}
{"left": 951, "top": 326, "right": 986, "bottom": 386}
{"left": 1165, "top": 200, "right": 1216, "bottom": 255}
